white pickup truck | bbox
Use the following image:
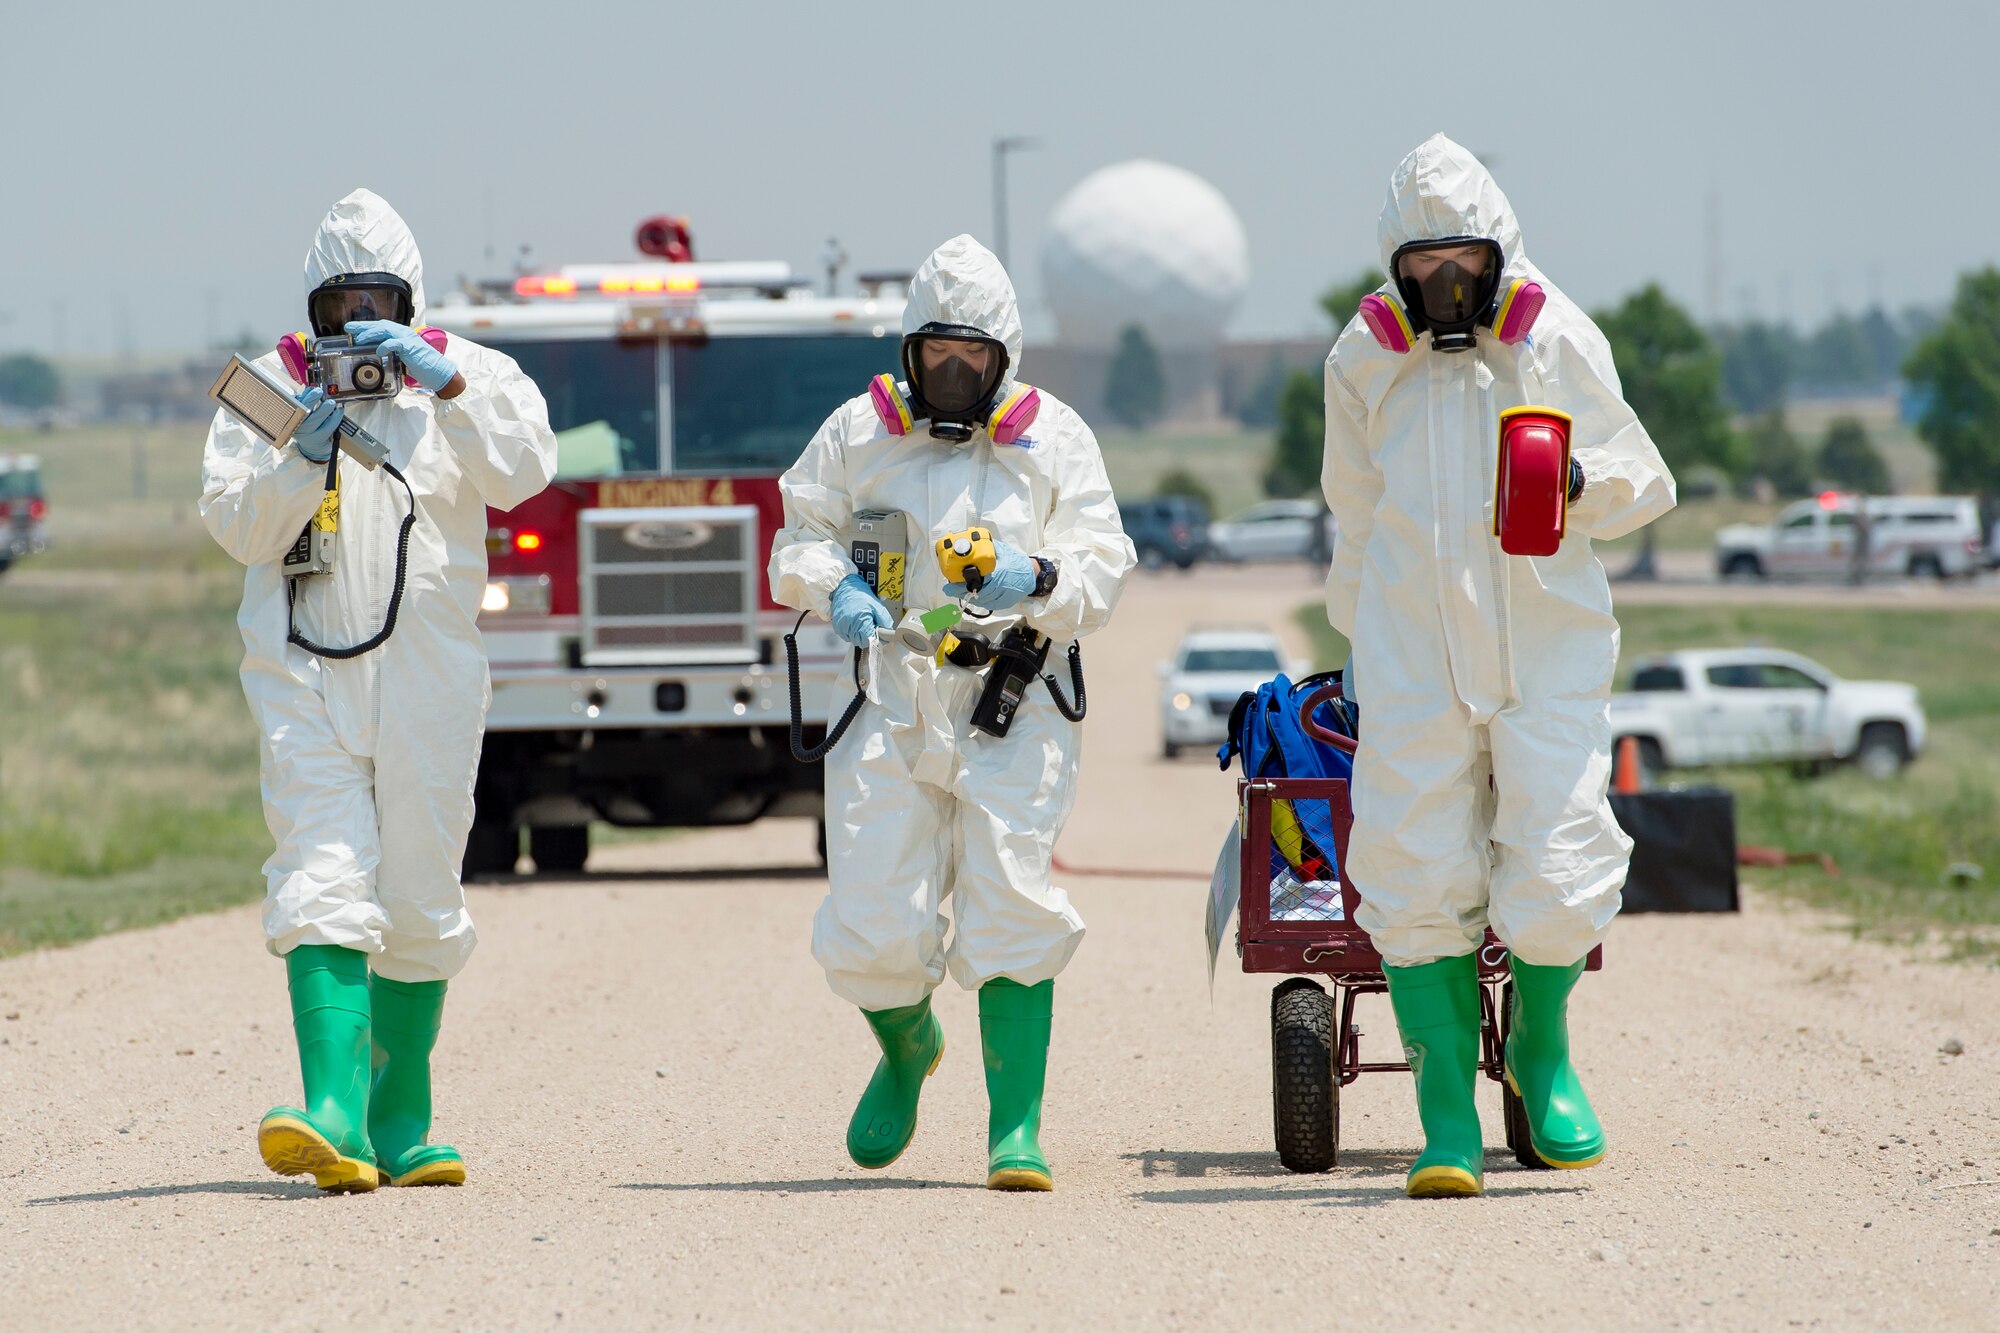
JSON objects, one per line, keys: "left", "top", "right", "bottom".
{"left": 1610, "top": 648, "right": 1924, "bottom": 780}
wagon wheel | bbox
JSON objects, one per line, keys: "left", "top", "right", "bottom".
{"left": 1271, "top": 978, "right": 1338, "bottom": 1173}
{"left": 1497, "top": 980, "right": 1548, "bottom": 1169}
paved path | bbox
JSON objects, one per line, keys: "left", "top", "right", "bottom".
{"left": 5, "top": 565, "right": 1998, "bottom": 1330}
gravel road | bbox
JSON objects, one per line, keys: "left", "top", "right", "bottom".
{"left": 4, "top": 563, "right": 1998, "bottom": 1330}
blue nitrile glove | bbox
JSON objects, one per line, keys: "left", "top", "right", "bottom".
{"left": 345, "top": 319, "right": 458, "bottom": 393}
{"left": 945, "top": 538, "right": 1037, "bottom": 611}
{"left": 292, "top": 386, "right": 343, "bottom": 463}
{"left": 829, "top": 573, "right": 894, "bottom": 647}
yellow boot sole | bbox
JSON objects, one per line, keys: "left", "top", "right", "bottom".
{"left": 389, "top": 1157, "right": 467, "bottom": 1187}
{"left": 985, "top": 1166, "right": 1053, "bottom": 1191}
{"left": 1406, "top": 1164, "right": 1482, "bottom": 1198}
{"left": 259, "top": 1114, "right": 380, "bottom": 1193}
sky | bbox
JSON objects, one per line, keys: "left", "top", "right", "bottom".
{"left": 3, "top": 0, "right": 1994, "bottom": 359}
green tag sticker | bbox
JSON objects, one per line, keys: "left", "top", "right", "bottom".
{"left": 919, "top": 604, "right": 961, "bottom": 635}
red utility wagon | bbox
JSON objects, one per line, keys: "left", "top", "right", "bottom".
{"left": 1235, "top": 683, "right": 1599, "bottom": 1173}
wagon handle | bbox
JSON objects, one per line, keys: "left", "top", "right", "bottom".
{"left": 1299, "top": 683, "right": 1359, "bottom": 754}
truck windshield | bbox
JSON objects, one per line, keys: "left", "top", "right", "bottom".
{"left": 670, "top": 334, "right": 899, "bottom": 475}
{"left": 493, "top": 338, "right": 662, "bottom": 477}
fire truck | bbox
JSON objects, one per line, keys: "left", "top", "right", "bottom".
{"left": 425, "top": 219, "right": 905, "bottom": 876}
{"left": 0, "top": 452, "right": 49, "bottom": 576}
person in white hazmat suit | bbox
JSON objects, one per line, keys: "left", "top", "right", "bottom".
{"left": 1323, "top": 136, "right": 1675, "bottom": 1198}
{"left": 200, "top": 189, "right": 556, "bottom": 1192}
{"left": 769, "top": 235, "right": 1134, "bottom": 1191}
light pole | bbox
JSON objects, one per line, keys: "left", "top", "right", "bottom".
{"left": 992, "top": 136, "right": 1040, "bottom": 271}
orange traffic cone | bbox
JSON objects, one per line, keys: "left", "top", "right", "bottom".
{"left": 1613, "top": 735, "right": 1644, "bottom": 795}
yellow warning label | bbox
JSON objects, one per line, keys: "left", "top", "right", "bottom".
{"left": 877, "top": 551, "right": 905, "bottom": 603}
{"left": 313, "top": 485, "right": 340, "bottom": 532}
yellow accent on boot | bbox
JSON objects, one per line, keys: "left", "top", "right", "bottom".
{"left": 1505, "top": 1069, "right": 1607, "bottom": 1169}
{"left": 986, "top": 1165, "right": 1053, "bottom": 1191}
{"left": 258, "top": 1112, "right": 380, "bottom": 1193}
{"left": 390, "top": 1158, "right": 467, "bottom": 1188}
{"left": 1406, "top": 1163, "right": 1482, "bottom": 1198}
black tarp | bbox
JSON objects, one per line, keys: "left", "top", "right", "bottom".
{"left": 1610, "top": 787, "right": 1740, "bottom": 913}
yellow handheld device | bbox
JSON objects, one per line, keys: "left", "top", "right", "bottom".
{"left": 936, "top": 527, "right": 998, "bottom": 592}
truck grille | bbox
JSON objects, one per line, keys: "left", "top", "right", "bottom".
{"left": 578, "top": 504, "right": 760, "bottom": 666}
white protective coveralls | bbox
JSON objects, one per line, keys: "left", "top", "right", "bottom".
{"left": 769, "top": 235, "right": 1136, "bottom": 1011}
{"left": 200, "top": 189, "right": 557, "bottom": 983}
{"left": 1323, "top": 135, "right": 1676, "bottom": 969}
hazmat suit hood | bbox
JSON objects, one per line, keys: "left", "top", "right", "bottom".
{"left": 902, "top": 235, "right": 1024, "bottom": 372}
{"left": 1376, "top": 134, "right": 1526, "bottom": 282}
{"left": 304, "top": 188, "right": 427, "bottom": 323}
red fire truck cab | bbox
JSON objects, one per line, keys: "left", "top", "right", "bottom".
{"left": 426, "top": 227, "right": 905, "bottom": 876}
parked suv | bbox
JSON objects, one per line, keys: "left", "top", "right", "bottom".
{"left": 1716, "top": 494, "right": 1983, "bottom": 581}
{"left": 1122, "top": 494, "right": 1209, "bottom": 570}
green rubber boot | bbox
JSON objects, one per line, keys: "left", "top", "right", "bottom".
{"left": 1383, "top": 954, "right": 1484, "bottom": 1198}
{"left": 846, "top": 997, "right": 945, "bottom": 1169}
{"left": 979, "top": 978, "right": 1054, "bottom": 1192}
{"left": 369, "top": 975, "right": 467, "bottom": 1187}
{"left": 1505, "top": 958, "right": 1606, "bottom": 1169}
{"left": 259, "top": 945, "right": 380, "bottom": 1192}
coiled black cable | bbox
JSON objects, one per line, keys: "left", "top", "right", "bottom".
{"left": 1041, "top": 639, "right": 1087, "bottom": 721}
{"left": 785, "top": 612, "right": 868, "bottom": 762}
{"left": 286, "top": 451, "right": 418, "bottom": 661}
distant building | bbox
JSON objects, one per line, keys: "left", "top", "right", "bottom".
{"left": 1039, "top": 160, "right": 1249, "bottom": 425}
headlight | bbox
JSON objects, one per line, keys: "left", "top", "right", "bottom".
{"left": 481, "top": 575, "right": 553, "bottom": 616}
{"left": 1172, "top": 691, "right": 1193, "bottom": 712}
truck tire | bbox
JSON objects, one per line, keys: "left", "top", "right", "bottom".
{"left": 1720, "top": 552, "right": 1763, "bottom": 580}
{"left": 1635, "top": 737, "right": 1666, "bottom": 783}
{"left": 1138, "top": 544, "right": 1166, "bottom": 571}
{"left": 463, "top": 819, "right": 519, "bottom": 881}
{"left": 529, "top": 824, "right": 590, "bottom": 874}
{"left": 1271, "top": 978, "right": 1338, "bottom": 1173}
{"left": 1908, "top": 553, "right": 1945, "bottom": 581}
{"left": 1854, "top": 723, "right": 1910, "bottom": 780}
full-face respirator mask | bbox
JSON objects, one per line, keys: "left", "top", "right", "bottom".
{"left": 1358, "top": 237, "right": 1546, "bottom": 355}
{"left": 278, "top": 272, "right": 446, "bottom": 403}
{"left": 867, "top": 322, "right": 1042, "bottom": 445}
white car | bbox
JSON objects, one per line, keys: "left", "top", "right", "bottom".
{"left": 1206, "top": 500, "right": 1334, "bottom": 563}
{"left": 1611, "top": 648, "right": 1925, "bottom": 779}
{"left": 1159, "top": 628, "right": 1296, "bottom": 759}
{"left": 1716, "top": 494, "right": 1984, "bottom": 581}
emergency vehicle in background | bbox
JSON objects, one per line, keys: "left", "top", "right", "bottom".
{"left": 0, "top": 453, "right": 49, "bottom": 576}
{"left": 426, "top": 217, "right": 904, "bottom": 876}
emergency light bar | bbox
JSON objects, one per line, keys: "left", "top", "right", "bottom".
{"left": 513, "top": 261, "right": 805, "bottom": 299}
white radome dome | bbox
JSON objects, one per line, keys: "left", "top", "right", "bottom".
{"left": 1041, "top": 160, "right": 1249, "bottom": 351}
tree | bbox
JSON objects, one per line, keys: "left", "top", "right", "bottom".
{"left": 0, "top": 354, "right": 60, "bottom": 410}
{"left": 1102, "top": 324, "right": 1166, "bottom": 430}
{"left": 1717, "top": 321, "right": 1795, "bottom": 414}
{"left": 1154, "top": 467, "right": 1217, "bottom": 515}
{"left": 1818, "top": 416, "right": 1889, "bottom": 494}
{"left": 1319, "top": 270, "right": 1386, "bottom": 332}
{"left": 1263, "top": 369, "right": 1325, "bottom": 498}
{"left": 1594, "top": 285, "right": 1739, "bottom": 577}
{"left": 1798, "top": 313, "right": 1874, "bottom": 391}
{"left": 1904, "top": 268, "right": 2000, "bottom": 500}
{"left": 1743, "top": 410, "right": 1813, "bottom": 497}
{"left": 1236, "top": 354, "right": 1286, "bottom": 428}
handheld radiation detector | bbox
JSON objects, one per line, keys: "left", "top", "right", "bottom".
{"left": 848, "top": 510, "right": 908, "bottom": 617}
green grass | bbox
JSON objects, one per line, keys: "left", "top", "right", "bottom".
{"left": 1097, "top": 427, "right": 1274, "bottom": 522}
{"left": 0, "top": 422, "right": 273, "bottom": 956}
{"left": 1292, "top": 599, "right": 2000, "bottom": 961}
